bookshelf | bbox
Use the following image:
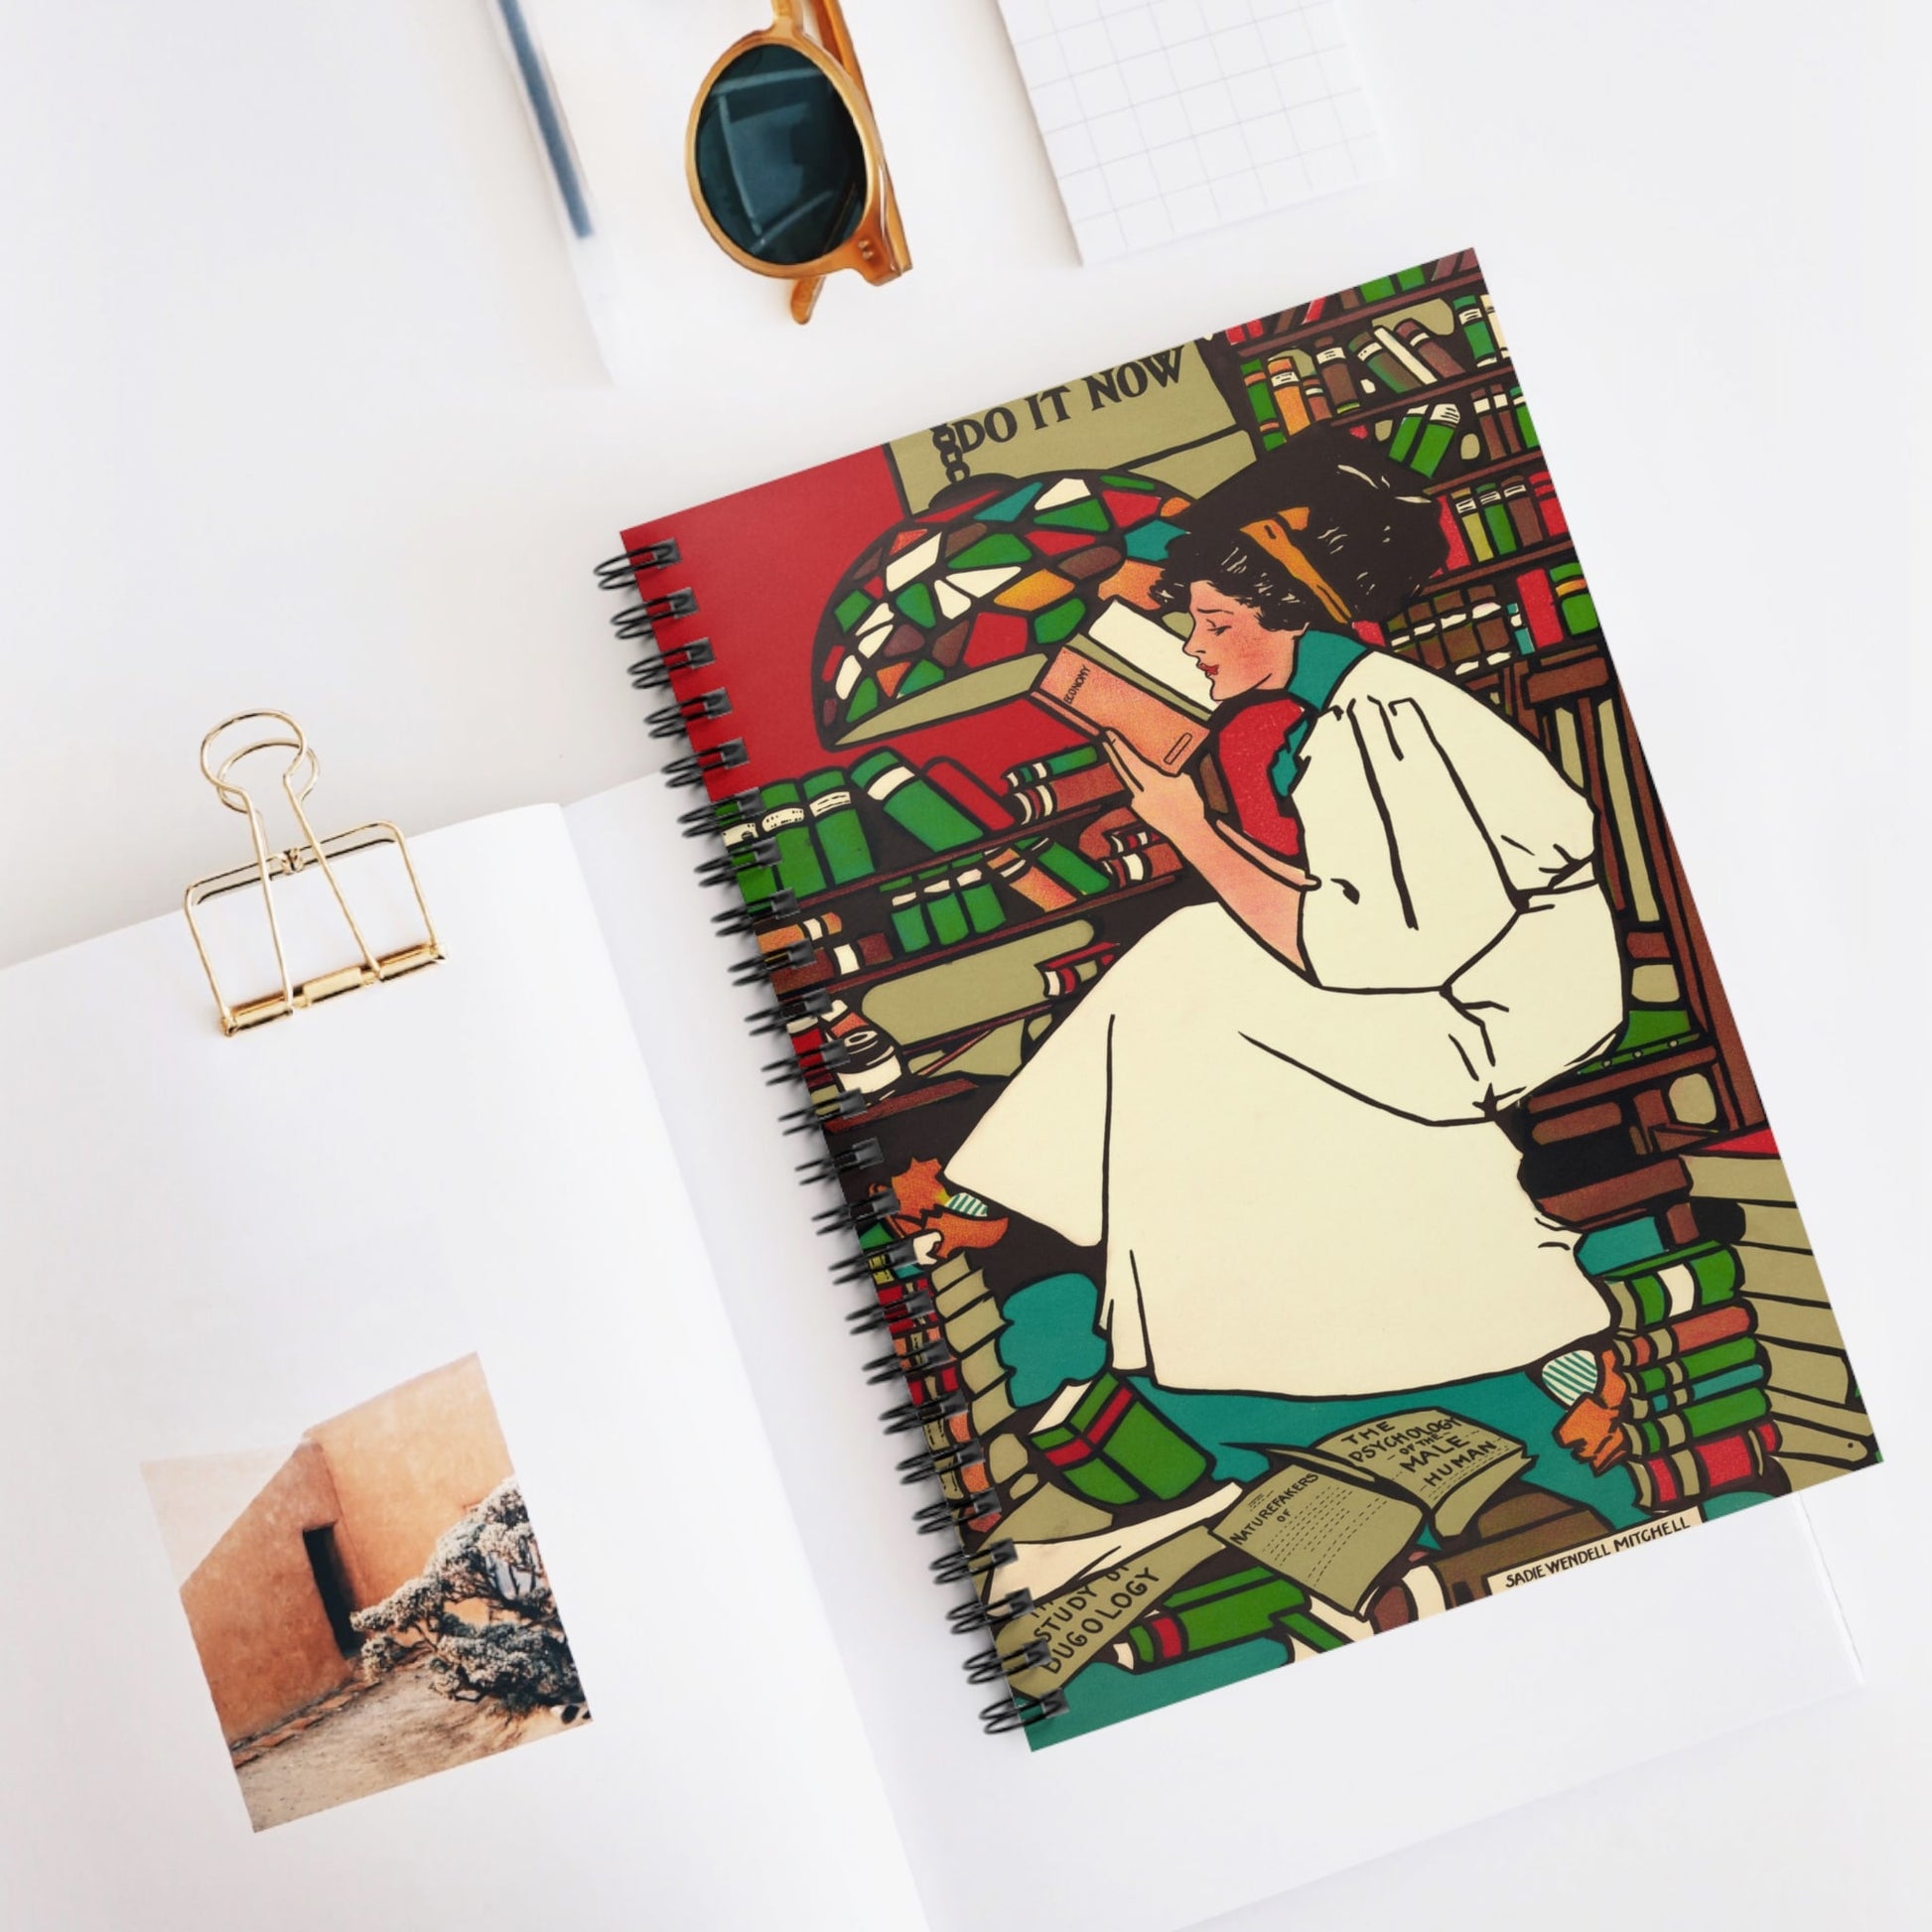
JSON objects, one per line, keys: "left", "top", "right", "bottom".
{"left": 785, "top": 786, "right": 1140, "bottom": 919}
{"left": 1410, "top": 533, "right": 1577, "bottom": 604}
{"left": 715, "top": 762, "right": 1197, "bottom": 1142}
{"left": 1382, "top": 596, "right": 1759, "bottom": 1201}
{"left": 1223, "top": 265, "right": 1491, "bottom": 352}
{"left": 776, "top": 869, "right": 1180, "bottom": 1004}
{"left": 1186, "top": 279, "right": 1767, "bottom": 1217}
{"left": 1478, "top": 634, "right": 1766, "bottom": 1162}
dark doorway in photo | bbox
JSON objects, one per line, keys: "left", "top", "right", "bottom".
{"left": 304, "top": 1525, "right": 359, "bottom": 1656}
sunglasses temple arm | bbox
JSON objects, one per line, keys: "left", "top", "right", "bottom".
{"left": 804, "top": 0, "right": 863, "bottom": 78}
{"left": 789, "top": 274, "right": 827, "bottom": 326}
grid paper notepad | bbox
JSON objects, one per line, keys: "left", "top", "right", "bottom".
{"left": 997, "top": 0, "right": 1389, "bottom": 263}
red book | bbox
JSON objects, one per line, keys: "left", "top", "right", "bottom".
{"left": 988, "top": 844, "right": 1076, "bottom": 911}
{"left": 1630, "top": 1423, "right": 1777, "bottom": 1510}
{"left": 1530, "top": 471, "right": 1567, "bottom": 537}
{"left": 1514, "top": 567, "right": 1565, "bottom": 647}
{"left": 1101, "top": 844, "right": 1182, "bottom": 886}
{"left": 1076, "top": 803, "right": 1141, "bottom": 861}
{"left": 770, "top": 931, "right": 890, "bottom": 996}
{"left": 922, "top": 757, "right": 1015, "bottom": 831}
{"left": 1313, "top": 337, "right": 1359, "bottom": 414}
{"left": 1609, "top": 1302, "right": 1754, "bottom": 1370}
{"left": 1011, "top": 760, "right": 1127, "bottom": 824}
{"left": 1436, "top": 497, "right": 1470, "bottom": 574}
{"left": 1493, "top": 381, "right": 1523, "bottom": 453}
{"left": 1037, "top": 939, "right": 1121, "bottom": 997}
{"left": 1391, "top": 315, "right": 1464, "bottom": 381}
{"left": 1539, "top": 1157, "right": 1693, "bottom": 1228}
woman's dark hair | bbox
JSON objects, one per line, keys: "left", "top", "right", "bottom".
{"left": 1155, "top": 424, "right": 1448, "bottom": 630}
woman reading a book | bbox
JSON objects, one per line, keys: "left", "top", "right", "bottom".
{"left": 949, "top": 429, "right": 1625, "bottom": 1401}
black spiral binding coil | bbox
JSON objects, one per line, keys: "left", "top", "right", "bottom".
{"left": 596, "top": 536, "right": 1066, "bottom": 1736}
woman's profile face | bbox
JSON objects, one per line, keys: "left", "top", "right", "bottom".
{"left": 1182, "top": 582, "right": 1301, "bottom": 702}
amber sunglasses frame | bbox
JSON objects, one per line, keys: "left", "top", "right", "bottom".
{"left": 686, "top": 0, "right": 911, "bottom": 324}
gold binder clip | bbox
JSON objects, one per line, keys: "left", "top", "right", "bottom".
{"left": 184, "top": 711, "right": 443, "bottom": 1035}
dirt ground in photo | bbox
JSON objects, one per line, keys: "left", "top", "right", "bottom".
{"left": 235, "top": 1656, "right": 574, "bottom": 1831}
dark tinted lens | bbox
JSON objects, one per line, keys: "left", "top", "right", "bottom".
{"left": 694, "top": 44, "right": 867, "bottom": 266}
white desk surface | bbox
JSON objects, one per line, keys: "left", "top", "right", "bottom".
{"left": 4, "top": 1, "right": 1926, "bottom": 1926}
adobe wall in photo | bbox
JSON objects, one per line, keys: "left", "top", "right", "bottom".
{"left": 158, "top": 1355, "right": 515, "bottom": 1745}
{"left": 307, "top": 1354, "right": 514, "bottom": 1604}
{"left": 178, "top": 1440, "right": 353, "bottom": 1745}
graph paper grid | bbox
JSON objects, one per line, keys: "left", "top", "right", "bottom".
{"left": 996, "top": 0, "right": 1390, "bottom": 263}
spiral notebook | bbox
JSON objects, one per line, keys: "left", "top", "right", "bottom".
{"left": 604, "top": 246, "right": 1879, "bottom": 1751}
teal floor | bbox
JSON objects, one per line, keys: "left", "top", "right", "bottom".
{"left": 997, "top": 1271, "right": 1766, "bottom": 1747}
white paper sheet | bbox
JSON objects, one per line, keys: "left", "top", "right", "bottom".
{"left": 567, "top": 774, "right": 1863, "bottom": 1932}
{"left": 0, "top": 808, "right": 923, "bottom": 1932}
{"left": 996, "top": 0, "right": 1391, "bottom": 263}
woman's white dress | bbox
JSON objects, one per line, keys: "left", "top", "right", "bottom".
{"left": 950, "top": 648, "right": 1624, "bottom": 1398}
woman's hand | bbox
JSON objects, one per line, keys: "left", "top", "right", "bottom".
{"left": 1102, "top": 731, "right": 1208, "bottom": 846}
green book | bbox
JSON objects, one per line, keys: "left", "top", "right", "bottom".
{"left": 918, "top": 870, "right": 970, "bottom": 947}
{"left": 1625, "top": 1333, "right": 1761, "bottom": 1399}
{"left": 1511, "top": 384, "right": 1539, "bottom": 450}
{"left": 1626, "top": 1386, "right": 1771, "bottom": 1457}
{"left": 883, "top": 879, "right": 931, "bottom": 955}
{"left": 803, "top": 767, "right": 875, "bottom": 885}
{"left": 1395, "top": 263, "right": 1429, "bottom": 292}
{"left": 851, "top": 751, "right": 982, "bottom": 853}
{"left": 1030, "top": 1371, "right": 1210, "bottom": 1507}
{"left": 1550, "top": 561, "right": 1599, "bottom": 635}
{"left": 1024, "top": 837, "right": 1111, "bottom": 898}
{"left": 1124, "top": 1566, "right": 1311, "bottom": 1666}
{"left": 1242, "top": 358, "right": 1282, "bottom": 431}
{"left": 1358, "top": 273, "right": 1398, "bottom": 303}
{"left": 1387, "top": 405, "right": 1427, "bottom": 466}
{"left": 1609, "top": 1006, "right": 1695, "bottom": 1057}
{"left": 953, "top": 863, "right": 1007, "bottom": 936}
{"left": 1348, "top": 328, "right": 1416, "bottom": 394}
{"left": 1597, "top": 1241, "right": 1740, "bottom": 1330}
{"left": 1409, "top": 401, "right": 1460, "bottom": 477}
{"left": 1477, "top": 480, "right": 1517, "bottom": 556}
{"left": 758, "top": 781, "right": 827, "bottom": 897}
{"left": 1453, "top": 292, "right": 1499, "bottom": 366}
{"left": 723, "top": 817, "right": 778, "bottom": 906}
{"left": 1280, "top": 1609, "right": 1350, "bottom": 1654}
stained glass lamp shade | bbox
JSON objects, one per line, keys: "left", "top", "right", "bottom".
{"left": 812, "top": 471, "right": 1191, "bottom": 746}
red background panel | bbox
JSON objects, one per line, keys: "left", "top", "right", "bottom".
{"left": 621, "top": 447, "right": 1086, "bottom": 801}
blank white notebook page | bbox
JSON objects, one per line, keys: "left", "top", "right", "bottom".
{"left": 0, "top": 809, "right": 923, "bottom": 1932}
{"left": 997, "top": 0, "right": 1389, "bottom": 262}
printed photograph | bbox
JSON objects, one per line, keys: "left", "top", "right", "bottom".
{"left": 143, "top": 1355, "right": 588, "bottom": 1831}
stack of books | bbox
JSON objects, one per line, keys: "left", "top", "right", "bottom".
{"left": 1682, "top": 1134, "right": 1876, "bottom": 1494}
{"left": 1554, "top": 1131, "right": 1874, "bottom": 1509}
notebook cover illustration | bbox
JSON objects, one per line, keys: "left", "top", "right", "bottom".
{"left": 616, "top": 247, "right": 1875, "bottom": 1746}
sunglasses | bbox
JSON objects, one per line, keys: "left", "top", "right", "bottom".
{"left": 687, "top": 0, "right": 910, "bottom": 324}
